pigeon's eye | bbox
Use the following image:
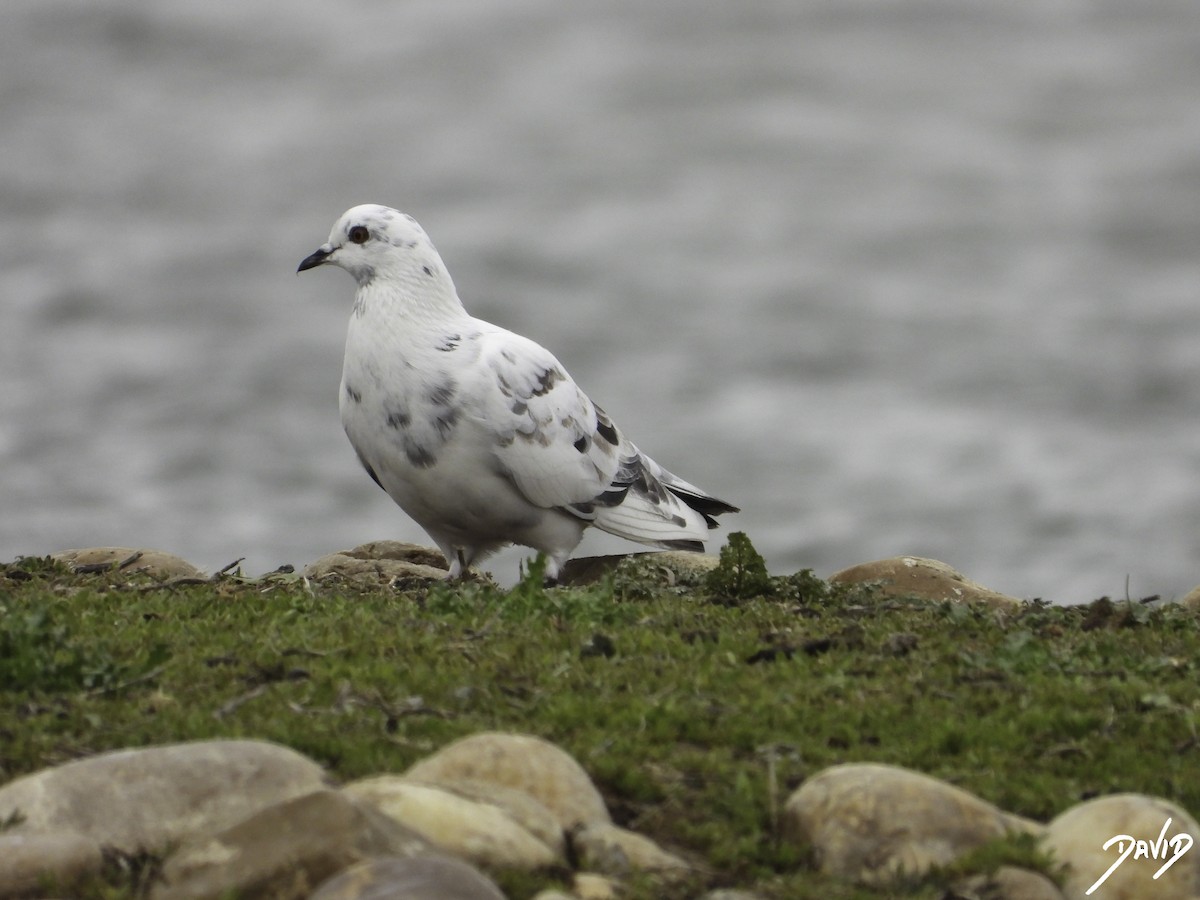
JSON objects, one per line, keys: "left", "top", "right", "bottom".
{"left": 348, "top": 225, "right": 370, "bottom": 245}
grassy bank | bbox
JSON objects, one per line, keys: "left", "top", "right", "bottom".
{"left": 2, "top": 538, "right": 1198, "bottom": 898}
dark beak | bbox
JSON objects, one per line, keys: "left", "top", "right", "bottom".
{"left": 297, "top": 245, "right": 332, "bottom": 273}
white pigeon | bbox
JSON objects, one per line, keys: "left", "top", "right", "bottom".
{"left": 298, "top": 204, "right": 738, "bottom": 582}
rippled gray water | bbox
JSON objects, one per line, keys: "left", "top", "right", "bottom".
{"left": 3, "top": 0, "right": 1199, "bottom": 601}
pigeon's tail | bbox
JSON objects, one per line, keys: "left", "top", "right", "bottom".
{"left": 661, "top": 474, "right": 741, "bottom": 528}
{"left": 582, "top": 450, "right": 738, "bottom": 550}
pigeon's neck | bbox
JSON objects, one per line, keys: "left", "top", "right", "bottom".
{"left": 354, "top": 268, "right": 469, "bottom": 331}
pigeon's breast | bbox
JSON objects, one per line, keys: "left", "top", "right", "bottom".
{"left": 338, "top": 321, "right": 533, "bottom": 530}
{"left": 340, "top": 344, "right": 462, "bottom": 473}
{"left": 339, "top": 369, "right": 546, "bottom": 541}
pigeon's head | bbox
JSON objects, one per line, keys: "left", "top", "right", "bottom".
{"left": 298, "top": 204, "right": 440, "bottom": 287}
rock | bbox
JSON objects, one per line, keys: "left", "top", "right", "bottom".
{"left": 51, "top": 547, "right": 205, "bottom": 580}
{"left": 0, "top": 831, "right": 104, "bottom": 897}
{"left": 558, "top": 551, "right": 720, "bottom": 587}
{"left": 572, "top": 872, "right": 620, "bottom": 899}
{"left": 783, "top": 763, "right": 1042, "bottom": 885}
{"left": 343, "top": 777, "right": 562, "bottom": 869}
{"left": 151, "top": 789, "right": 434, "bottom": 900}
{"left": 0, "top": 739, "right": 329, "bottom": 853}
{"left": 303, "top": 541, "right": 451, "bottom": 585}
{"left": 953, "top": 865, "right": 1064, "bottom": 899}
{"left": 829, "top": 557, "right": 1024, "bottom": 609}
{"left": 1180, "top": 585, "right": 1200, "bottom": 610}
{"left": 404, "top": 732, "right": 611, "bottom": 831}
{"left": 1041, "top": 793, "right": 1200, "bottom": 899}
{"left": 309, "top": 855, "right": 507, "bottom": 900}
{"left": 420, "top": 777, "right": 567, "bottom": 855}
{"left": 571, "top": 822, "right": 691, "bottom": 876}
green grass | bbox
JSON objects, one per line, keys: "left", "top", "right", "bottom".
{"left": 2, "top": 538, "right": 1199, "bottom": 898}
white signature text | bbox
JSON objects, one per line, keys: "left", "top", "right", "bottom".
{"left": 1086, "top": 817, "right": 1193, "bottom": 895}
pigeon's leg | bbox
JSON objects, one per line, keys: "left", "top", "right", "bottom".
{"left": 541, "top": 552, "right": 568, "bottom": 587}
{"left": 446, "top": 547, "right": 469, "bottom": 581}
{"left": 432, "top": 538, "right": 468, "bottom": 581}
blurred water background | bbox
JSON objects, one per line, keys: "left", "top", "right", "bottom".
{"left": 3, "top": 0, "right": 1199, "bottom": 602}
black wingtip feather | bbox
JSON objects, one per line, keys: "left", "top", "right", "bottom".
{"left": 661, "top": 539, "right": 706, "bottom": 553}
{"left": 666, "top": 486, "right": 740, "bottom": 520}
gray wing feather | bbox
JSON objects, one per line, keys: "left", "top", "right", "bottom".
{"left": 476, "top": 329, "right": 737, "bottom": 544}
{"left": 479, "top": 332, "right": 620, "bottom": 509}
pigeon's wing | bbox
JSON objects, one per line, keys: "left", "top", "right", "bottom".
{"left": 472, "top": 328, "right": 736, "bottom": 546}
{"left": 472, "top": 329, "right": 622, "bottom": 509}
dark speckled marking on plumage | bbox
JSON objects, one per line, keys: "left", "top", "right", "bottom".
{"left": 632, "top": 465, "right": 668, "bottom": 505}
{"left": 386, "top": 406, "right": 411, "bottom": 429}
{"left": 596, "top": 486, "right": 629, "bottom": 507}
{"left": 436, "top": 333, "right": 461, "bottom": 352}
{"left": 427, "top": 379, "right": 459, "bottom": 440}
{"left": 384, "top": 401, "right": 443, "bottom": 468}
{"left": 433, "top": 408, "right": 458, "bottom": 439}
{"left": 531, "top": 366, "right": 562, "bottom": 397}
{"left": 428, "top": 380, "right": 457, "bottom": 407}
{"left": 573, "top": 435, "right": 588, "bottom": 453}
{"left": 596, "top": 418, "right": 619, "bottom": 447}
{"left": 590, "top": 453, "right": 648, "bottom": 509}
{"left": 345, "top": 383, "right": 362, "bottom": 404}
{"left": 406, "top": 444, "right": 437, "bottom": 468}
{"left": 429, "top": 395, "right": 459, "bottom": 439}
{"left": 422, "top": 265, "right": 434, "bottom": 277}
{"left": 513, "top": 422, "right": 554, "bottom": 448}
{"left": 511, "top": 399, "right": 528, "bottom": 415}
